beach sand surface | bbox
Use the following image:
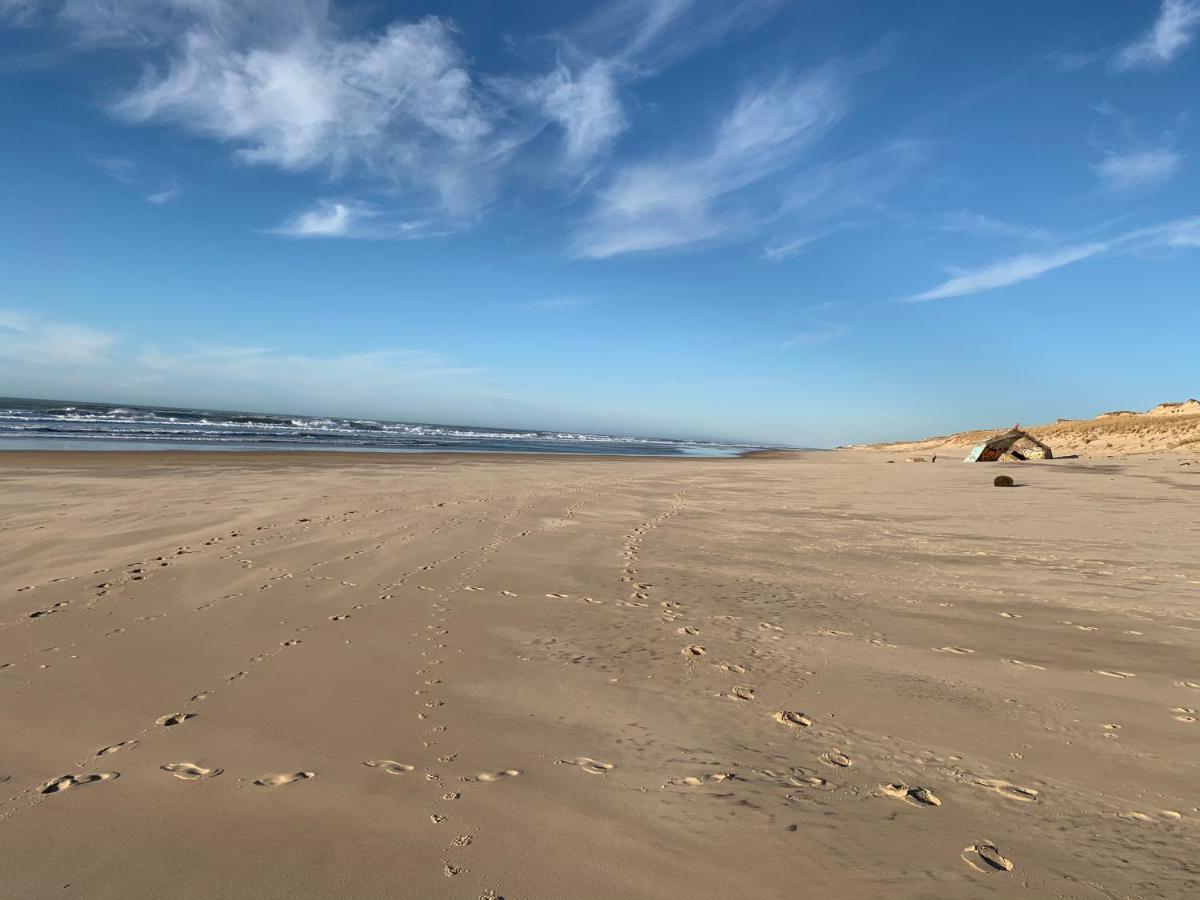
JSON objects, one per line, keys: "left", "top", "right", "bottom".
{"left": 1, "top": 450, "right": 1198, "bottom": 898}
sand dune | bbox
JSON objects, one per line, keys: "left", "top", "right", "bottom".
{"left": 866, "top": 400, "right": 1200, "bottom": 457}
{"left": 1, "top": 450, "right": 1198, "bottom": 897}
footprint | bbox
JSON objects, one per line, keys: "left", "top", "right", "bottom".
{"left": 1006, "top": 659, "right": 1046, "bottom": 670}
{"left": 727, "top": 686, "right": 755, "bottom": 702}
{"left": 40, "top": 772, "right": 118, "bottom": 794}
{"left": 974, "top": 778, "right": 1038, "bottom": 802}
{"left": 465, "top": 769, "right": 522, "bottom": 783}
{"left": 819, "top": 751, "right": 853, "bottom": 768}
{"left": 190, "top": 691, "right": 211, "bottom": 702}
{"left": 161, "top": 763, "right": 222, "bottom": 780}
{"left": 882, "top": 782, "right": 942, "bottom": 807}
{"left": 156, "top": 712, "right": 196, "bottom": 727}
{"left": 682, "top": 645, "right": 706, "bottom": 657}
{"left": 364, "top": 760, "right": 415, "bottom": 775}
{"left": 544, "top": 593, "right": 569, "bottom": 599}
{"left": 667, "top": 773, "right": 734, "bottom": 787}
{"left": 677, "top": 626, "right": 700, "bottom": 636}
{"left": 557, "top": 757, "right": 614, "bottom": 775}
{"left": 772, "top": 710, "right": 813, "bottom": 729}
{"left": 253, "top": 772, "right": 315, "bottom": 787}
{"left": 330, "top": 614, "right": 351, "bottom": 621}
{"left": 1092, "top": 670, "right": 1136, "bottom": 679}
{"left": 961, "top": 840, "right": 1014, "bottom": 873}
{"left": 1175, "top": 681, "right": 1200, "bottom": 690}
{"left": 999, "top": 612, "right": 1022, "bottom": 619}
{"left": 786, "top": 769, "right": 833, "bottom": 791}
{"left": 97, "top": 740, "right": 138, "bottom": 756}
{"left": 718, "top": 662, "right": 748, "bottom": 674}
{"left": 934, "top": 646, "right": 974, "bottom": 655}
{"left": 463, "top": 586, "right": 485, "bottom": 592}
{"left": 1171, "top": 707, "right": 1197, "bottom": 723}
{"left": 280, "top": 639, "right": 301, "bottom": 647}
{"left": 499, "top": 591, "right": 517, "bottom": 597}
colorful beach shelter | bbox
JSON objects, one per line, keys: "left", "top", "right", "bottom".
{"left": 965, "top": 427, "right": 1053, "bottom": 462}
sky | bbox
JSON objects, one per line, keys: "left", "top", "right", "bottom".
{"left": 1, "top": 0, "right": 1198, "bottom": 447}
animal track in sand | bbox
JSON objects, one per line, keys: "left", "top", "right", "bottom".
{"left": 961, "top": 841, "right": 1014, "bottom": 873}
{"left": 974, "top": 778, "right": 1038, "bottom": 802}
{"left": 1092, "top": 670, "right": 1136, "bottom": 679}
{"left": 97, "top": 740, "right": 138, "bottom": 756}
{"left": 881, "top": 783, "right": 941, "bottom": 807}
{"left": 727, "top": 686, "right": 755, "bottom": 702}
{"left": 682, "top": 645, "right": 706, "bottom": 657}
{"left": 667, "top": 773, "right": 734, "bottom": 787}
{"left": 773, "top": 710, "right": 813, "bottom": 729}
{"left": 557, "top": 757, "right": 614, "bottom": 775}
{"left": 364, "top": 760, "right": 415, "bottom": 775}
{"left": 41, "top": 772, "right": 118, "bottom": 794}
{"left": 253, "top": 772, "right": 315, "bottom": 787}
{"left": 161, "top": 763, "right": 222, "bottom": 780}
{"left": 934, "top": 646, "right": 974, "bottom": 654}
{"left": 819, "top": 751, "right": 853, "bottom": 769}
{"left": 156, "top": 712, "right": 196, "bottom": 727}
{"left": 464, "top": 769, "right": 522, "bottom": 783}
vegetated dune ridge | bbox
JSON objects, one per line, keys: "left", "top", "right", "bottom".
{"left": 1, "top": 449, "right": 1199, "bottom": 899}
{"left": 864, "top": 400, "right": 1200, "bottom": 457}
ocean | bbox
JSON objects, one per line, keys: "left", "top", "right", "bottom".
{"left": 0, "top": 397, "right": 751, "bottom": 457}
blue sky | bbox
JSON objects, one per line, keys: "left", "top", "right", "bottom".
{"left": 1, "top": 0, "right": 1198, "bottom": 446}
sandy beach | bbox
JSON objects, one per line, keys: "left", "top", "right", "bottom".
{"left": 2, "top": 449, "right": 1199, "bottom": 898}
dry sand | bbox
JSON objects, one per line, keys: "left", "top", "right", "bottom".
{"left": 866, "top": 401, "right": 1200, "bottom": 458}
{"left": 2, "top": 449, "right": 1199, "bottom": 898}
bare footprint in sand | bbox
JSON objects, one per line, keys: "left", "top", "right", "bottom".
{"left": 682, "top": 645, "right": 706, "bottom": 657}
{"left": 1092, "top": 669, "right": 1136, "bottom": 679}
{"left": 254, "top": 772, "right": 315, "bottom": 787}
{"left": 727, "top": 686, "right": 755, "bottom": 702}
{"left": 545, "top": 593, "right": 569, "bottom": 599}
{"left": 364, "top": 760, "right": 415, "bottom": 775}
{"left": 557, "top": 757, "right": 615, "bottom": 775}
{"left": 718, "top": 662, "right": 748, "bottom": 674}
{"left": 1175, "top": 680, "right": 1200, "bottom": 690}
{"left": 961, "top": 840, "right": 1014, "bottom": 873}
{"left": 156, "top": 712, "right": 196, "bottom": 727}
{"left": 330, "top": 614, "right": 351, "bottom": 621}
{"left": 463, "top": 586, "right": 485, "bottom": 592}
{"left": 667, "top": 773, "right": 734, "bottom": 787}
{"left": 464, "top": 769, "right": 522, "bottom": 783}
{"left": 773, "top": 710, "right": 813, "bottom": 729}
{"left": 1171, "top": 707, "right": 1197, "bottom": 723}
{"left": 1006, "top": 659, "right": 1046, "bottom": 670}
{"left": 97, "top": 740, "right": 138, "bottom": 756}
{"left": 499, "top": 590, "right": 517, "bottom": 597}
{"left": 820, "top": 751, "right": 853, "bottom": 768}
{"left": 999, "top": 612, "right": 1022, "bottom": 619}
{"left": 934, "top": 646, "right": 974, "bottom": 655}
{"left": 677, "top": 626, "right": 700, "bottom": 636}
{"left": 161, "top": 763, "right": 222, "bottom": 780}
{"left": 882, "top": 782, "right": 941, "bottom": 807}
{"left": 975, "top": 778, "right": 1038, "bottom": 802}
{"left": 41, "top": 772, "right": 118, "bottom": 794}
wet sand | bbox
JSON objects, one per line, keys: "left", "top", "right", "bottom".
{"left": 1, "top": 449, "right": 1198, "bottom": 898}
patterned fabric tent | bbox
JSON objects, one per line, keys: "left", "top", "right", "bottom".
{"left": 965, "top": 427, "right": 1053, "bottom": 462}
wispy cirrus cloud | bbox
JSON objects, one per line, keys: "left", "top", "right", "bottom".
{"left": 272, "top": 200, "right": 377, "bottom": 239}
{"left": 1092, "top": 146, "right": 1182, "bottom": 192}
{"left": 0, "top": 309, "right": 117, "bottom": 365}
{"left": 571, "top": 65, "right": 849, "bottom": 258}
{"left": 907, "top": 214, "right": 1200, "bottom": 301}
{"left": 783, "top": 324, "right": 848, "bottom": 348}
{"left": 933, "top": 210, "right": 1052, "bottom": 242}
{"left": 1115, "top": 0, "right": 1200, "bottom": 70}
{"left": 91, "top": 155, "right": 180, "bottom": 205}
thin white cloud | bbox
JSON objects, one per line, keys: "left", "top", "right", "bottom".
{"left": 91, "top": 154, "right": 180, "bottom": 204}
{"left": 909, "top": 242, "right": 1110, "bottom": 302}
{"left": 520, "top": 61, "right": 626, "bottom": 171}
{"left": 1093, "top": 147, "right": 1182, "bottom": 191}
{"left": 272, "top": 200, "right": 376, "bottom": 239}
{"left": 783, "top": 324, "right": 848, "bottom": 347}
{"left": 908, "top": 213, "right": 1200, "bottom": 301}
{"left": 0, "top": 309, "right": 117, "bottom": 365}
{"left": 1115, "top": 0, "right": 1200, "bottom": 70}
{"left": 934, "top": 210, "right": 1052, "bottom": 242}
{"left": 572, "top": 66, "right": 848, "bottom": 258}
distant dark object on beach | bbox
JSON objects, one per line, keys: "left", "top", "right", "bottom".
{"left": 993, "top": 475, "right": 1015, "bottom": 487}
